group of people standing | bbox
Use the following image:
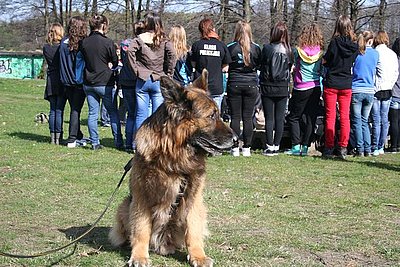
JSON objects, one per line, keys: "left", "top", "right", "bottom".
{"left": 43, "top": 12, "right": 400, "bottom": 158}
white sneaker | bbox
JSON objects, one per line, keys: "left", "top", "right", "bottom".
{"left": 67, "top": 141, "right": 77, "bottom": 148}
{"left": 273, "top": 145, "right": 280, "bottom": 154}
{"left": 242, "top": 147, "right": 251, "bottom": 157}
{"left": 231, "top": 147, "right": 240, "bottom": 157}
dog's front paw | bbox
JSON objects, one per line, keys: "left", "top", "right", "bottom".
{"left": 127, "top": 257, "right": 151, "bottom": 267}
{"left": 187, "top": 255, "right": 214, "bottom": 267}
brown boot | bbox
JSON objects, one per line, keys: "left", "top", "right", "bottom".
{"left": 55, "top": 133, "right": 62, "bottom": 145}
{"left": 50, "top": 132, "right": 56, "bottom": 145}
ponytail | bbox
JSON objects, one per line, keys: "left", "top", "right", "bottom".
{"left": 358, "top": 30, "right": 374, "bottom": 55}
{"left": 358, "top": 33, "right": 366, "bottom": 55}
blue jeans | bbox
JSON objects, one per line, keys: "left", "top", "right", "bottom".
{"left": 350, "top": 93, "right": 374, "bottom": 153}
{"left": 212, "top": 94, "right": 224, "bottom": 112}
{"left": 84, "top": 85, "right": 123, "bottom": 147}
{"left": 100, "top": 100, "right": 110, "bottom": 125}
{"left": 135, "top": 78, "right": 163, "bottom": 130}
{"left": 48, "top": 94, "right": 67, "bottom": 133}
{"left": 122, "top": 86, "right": 136, "bottom": 149}
{"left": 371, "top": 97, "right": 391, "bottom": 150}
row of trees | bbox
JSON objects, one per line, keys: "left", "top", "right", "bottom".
{"left": 0, "top": 0, "right": 399, "bottom": 51}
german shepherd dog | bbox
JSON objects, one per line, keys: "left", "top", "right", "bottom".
{"left": 109, "top": 70, "right": 234, "bottom": 267}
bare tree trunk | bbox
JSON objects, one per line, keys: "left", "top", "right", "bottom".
{"left": 334, "top": 0, "right": 350, "bottom": 16}
{"left": 51, "top": 0, "right": 58, "bottom": 22}
{"left": 159, "top": 0, "right": 166, "bottom": 15}
{"left": 131, "top": 0, "right": 136, "bottom": 25}
{"left": 145, "top": 0, "right": 150, "bottom": 12}
{"left": 283, "top": 0, "right": 288, "bottom": 22}
{"left": 378, "top": 0, "right": 387, "bottom": 30}
{"left": 64, "top": 0, "right": 68, "bottom": 24}
{"left": 59, "top": 0, "right": 63, "bottom": 27}
{"left": 290, "top": 0, "right": 302, "bottom": 46}
{"left": 125, "top": 0, "right": 130, "bottom": 38}
{"left": 270, "top": 0, "right": 283, "bottom": 26}
{"left": 219, "top": 0, "right": 229, "bottom": 42}
{"left": 137, "top": 0, "right": 143, "bottom": 21}
{"left": 44, "top": 0, "right": 49, "bottom": 31}
{"left": 243, "top": 0, "right": 251, "bottom": 22}
{"left": 83, "top": 0, "right": 89, "bottom": 18}
{"left": 68, "top": 0, "right": 72, "bottom": 21}
{"left": 92, "top": 0, "right": 98, "bottom": 15}
{"left": 350, "top": 0, "right": 361, "bottom": 30}
{"left": 314, "top": 0, "right": 320, "bottom": 21}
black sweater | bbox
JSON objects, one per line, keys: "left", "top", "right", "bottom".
{"left": 80, "top": 31, "right": 118, "bottom": 86}
{"left": 323, "top": 36, "right": 359, "bottom": 89}
{"left": 227, "top": 41, "right": 261, "bottom": 86}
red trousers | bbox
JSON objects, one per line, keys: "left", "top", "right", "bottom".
{"left": 323, "top": 87, "right": 352, "bottom": 149}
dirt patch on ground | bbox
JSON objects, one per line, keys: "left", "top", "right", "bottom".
{"left": 309, "top": 252, "right": 394, "bottom": 267}
{"left": 0, "top": 166, "right": 12, "bottom": 174}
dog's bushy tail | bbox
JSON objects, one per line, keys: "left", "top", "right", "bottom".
{"left": 109, "top": 196, "right": 131, "bottom": 247}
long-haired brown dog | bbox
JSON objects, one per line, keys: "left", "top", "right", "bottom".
{"left": 109, "top": 70, "right": 234, "bottom": 267}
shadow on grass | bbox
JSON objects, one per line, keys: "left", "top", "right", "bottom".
{"left": 352, "top": 159, "right": 400, "bottom": 172}
{"left": 59, "top": 226, "right": 188, "bottom": 265}
{"left": 313, "top": 154, "right": 400, "bottom": 172}
{"left": 8, "top": 132, "right": 125, "bottom": 151}
{"left": 9, "top": 131, "right": 49, "bottom": 143}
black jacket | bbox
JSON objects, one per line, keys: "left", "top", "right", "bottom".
{"left": 227, "top": 41, "right": 262, "bottom": 86}
{"left": 43, "top": 43, "right": 63, "bottom": 99}
{"left": 80, "top": 31, "right": 118, "bottom": 86}
{"left": 259, "top": 42, "right": 291, "bottom": 97}
{"left": 323, "top": 36, "right": 359, "bottom": 89}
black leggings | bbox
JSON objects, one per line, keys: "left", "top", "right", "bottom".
{"left": 389, "top": 108, "right": 400, "bottom": 148}
{"left": 261, "top": 95, "right": 288, "bottom": 146}
{"left": 227, "top": 85, "right": 258, "bottom": 147}
{"left": 65, "top": 86, "right": 86, "bottom": 142}
{"left": 286, "top": 87, "right": 321, "bottom": 146}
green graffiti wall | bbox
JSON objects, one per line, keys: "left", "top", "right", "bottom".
{"left": 0, "top": 53, "right": 44, "bottom": 79}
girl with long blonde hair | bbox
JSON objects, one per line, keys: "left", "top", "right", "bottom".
{"left": 43, "top": 23, "right": 66, "bottom": 145}
{"left": 169, "top": 25, "right": 192, "bottom": 86}
{"left": 349, "top": 31, "right": 378, "bottom": 156}
{"left": 227, "top": 20, "right": 261, "bottom": 157}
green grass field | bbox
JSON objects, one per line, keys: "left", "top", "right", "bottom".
{"left": 0, "top": 78, "right": 399, "bottom": 267}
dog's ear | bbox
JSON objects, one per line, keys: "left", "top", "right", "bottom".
{"left": 192, "top": 68, "right": 208, "bottom": 91}
{"left": 160, "top": 76, "right": 186, "bottom": 106}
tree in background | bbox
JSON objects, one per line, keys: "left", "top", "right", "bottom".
{"left": 0, "top": 0, "right": 399, "bottom": 51}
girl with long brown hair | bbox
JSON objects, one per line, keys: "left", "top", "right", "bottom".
{"left": 128, "top": 12, "right": 176, "bottom": 131}
{"left": 227, "top": 20, "right": 261, "bottom": 157}
{"left": 259, "top": 21, "right": 292, "bottom": 156}
{"left": 285, "top": 23, "right": 324, "bottom": 156}
{"left": 43, "top": 23, "right": 66, "bottom": 145}
{"left": 80, "top": 14, "right": 123, "bottom": 150}
{"left": 59, "top": 16, "right": 88, "bottom": 148}
{"left": 322, "top": 15, "right": 359, "bottom": 159}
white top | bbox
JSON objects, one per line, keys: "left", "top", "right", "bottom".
{"left": 375, "top": 44, "right": 399, "bottom": 92}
